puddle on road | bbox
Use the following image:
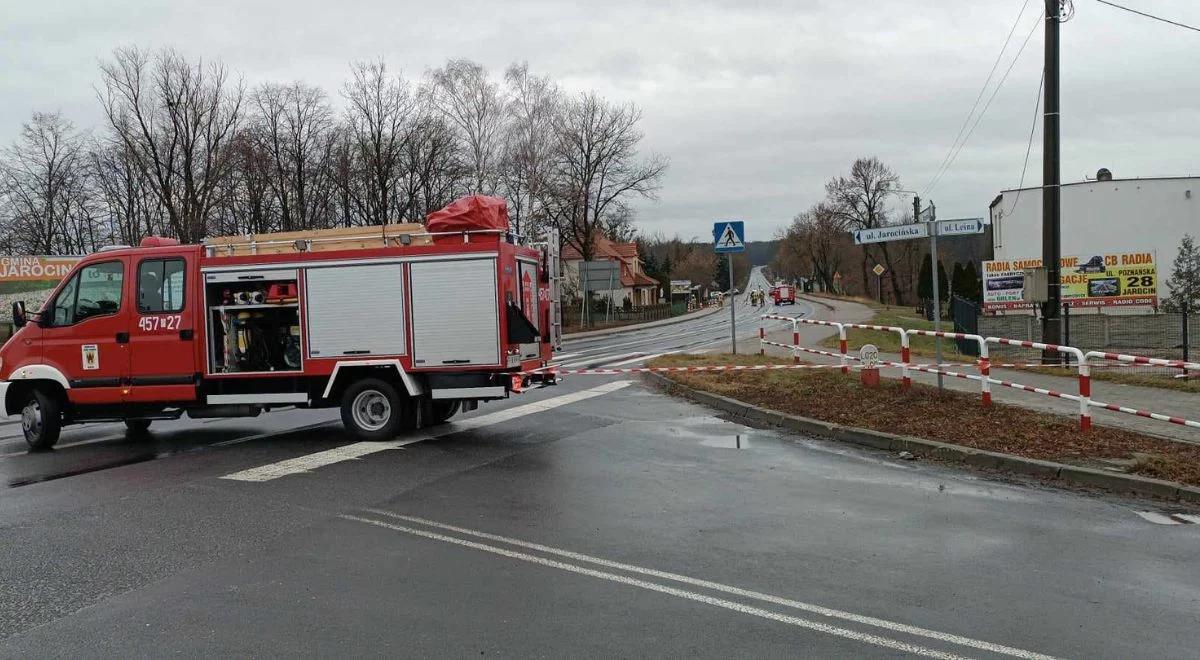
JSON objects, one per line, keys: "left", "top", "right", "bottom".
{"left": 666, "top": 417, "right": 759, "bottom": 449}
{"left": 6, "top": 453, "right": 161, "bottom": 488}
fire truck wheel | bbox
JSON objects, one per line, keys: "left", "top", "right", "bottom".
{"left": 124, "top": 419, "right": 153, "bottom": 435}
{"left": 22, "top": 388, "right": 63, "bottom": 451}
{"left": 341, "top": 378, "right": 404, "bottom": 440}
{"left": 430, "top": 401, "right": 460, "bottom": 425}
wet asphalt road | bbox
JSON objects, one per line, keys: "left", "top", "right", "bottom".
{"left": 2, "top": 272, "right": 1199, "bottom": 658}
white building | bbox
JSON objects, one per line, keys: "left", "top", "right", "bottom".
{"left": 989, "top": 173, "right": 1199, "bottom": 296}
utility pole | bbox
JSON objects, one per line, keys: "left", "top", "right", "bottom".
{"left": 1041, "top": 0, "right": 1063, "bottom": 360}
{"left": 929, "top": 202, "right": 944, "bottom": 390}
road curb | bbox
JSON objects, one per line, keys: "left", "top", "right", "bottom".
{"left": 563, "top": 305, "right": 722, "bottom": 340}
{"left": 644, "top": 372, "right": 1200, "bottom": 504}
{"left": 797, "top": 294, "right": 836, "bottom": 312}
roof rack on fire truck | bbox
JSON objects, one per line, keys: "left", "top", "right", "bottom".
{"left": 201, "top": 223, "right": 526, "bottom": 258}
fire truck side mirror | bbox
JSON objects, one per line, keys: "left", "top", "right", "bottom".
{"left": 12, "top": 301, "right": 26, "bottom": 328}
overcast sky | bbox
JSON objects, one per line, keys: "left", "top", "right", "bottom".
{"left": 2, "top": 0, "right": 1197, "bottom": 242}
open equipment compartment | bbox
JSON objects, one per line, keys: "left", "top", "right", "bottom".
{"left": 203, "top": 269, "right": 303, "bottom": 374}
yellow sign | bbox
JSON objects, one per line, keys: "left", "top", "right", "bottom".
{"left": 983, "top": 252, "right": 1158, "bottom": 310}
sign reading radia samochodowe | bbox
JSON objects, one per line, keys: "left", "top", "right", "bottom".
{"left": 983, "top": 252, "right": 1158, "bottom": 310}
{"left": 0, "top": 256, "right": 81, "bottom": 282}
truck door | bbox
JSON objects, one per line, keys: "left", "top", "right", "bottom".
{"left": 40, "top": 258, "right": 131, "bottom": 406}
{"left": 126, "top": 252, "right": 197, "bottom": 402}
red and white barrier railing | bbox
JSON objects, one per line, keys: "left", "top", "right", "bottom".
{"left": 907, "top": 329, "right": 987, "bottom": 402}
{"left": 757, "top": 313, "right": 1199, "bottom": 436}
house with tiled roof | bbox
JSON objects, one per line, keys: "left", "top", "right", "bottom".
{"left": 562, "top": 235, "right": 660, "bottom": 307}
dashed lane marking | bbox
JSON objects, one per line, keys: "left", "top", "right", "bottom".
{"left": 1136, "top": 511, "right": 1198, "bottom": 525}
{"left": 219, "top": 381, "right": 632, "bottom": 482}
{"left": 344, "top": 512, "right": 1058, "bottom": 660}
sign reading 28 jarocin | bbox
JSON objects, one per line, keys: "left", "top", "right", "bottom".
{"left": 983, "top": 252, "right": 1158, "bottom": 310}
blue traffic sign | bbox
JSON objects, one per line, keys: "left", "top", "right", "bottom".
{"left": 713, "top": 221, "right": 746, "bottom": 253}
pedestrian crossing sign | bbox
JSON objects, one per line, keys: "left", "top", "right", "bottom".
{"left": 713, "top": 221, "right": 746, "bottom": 253}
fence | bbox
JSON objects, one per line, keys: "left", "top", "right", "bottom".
{"left": 978, "top": 307, "right": 1199, "bottom": 364}
{"left": 563, "top": 303, "right": 676, "bottom": 331}
{"left": 760, "top": 312, "right": 1200, "bottom": 439}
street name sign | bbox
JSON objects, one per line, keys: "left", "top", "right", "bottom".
{"left": 853, "top": 223, "right": 927, "bottom": 245}
{"left": 935, "top": 218, "right": 985, "bottom": 237}
{"left": 713, "top": 221, "right": 746, "bottom": 253}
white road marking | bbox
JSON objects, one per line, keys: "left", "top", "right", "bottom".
{"left": 603, "top": 351, "right": 678, "bottom": 368}
{"left": 363, "top": 510, "right": 1057, "bottom": 660}
{"left": 1136, "top": 511, "right": 1183, "bottom": 525}
{"left": 1171, "top": 513, "right": 1200, "bottom": 524}
{"left": 221, "top": 437, "right": 427, "bottom": 482}
{"left": 219, "top": 381, "right": 632, "bottom": 481}
{"left": 559, "top": 352, "right": 642, "bottom": 368}
{"left": 551, "top": 352, "right": 581, "bottom": 361}
{"left": 341, "top": 515, "right": 979, "bottom": 660}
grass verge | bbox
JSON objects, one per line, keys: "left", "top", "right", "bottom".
{"left": 650, "top": 353, "right": 1200, "bottom": 487}
{"left": 814, "top": 301, "right": 962, "bottom": 358}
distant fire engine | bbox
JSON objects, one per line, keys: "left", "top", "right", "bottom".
{"left": 0, "top": 196, "right": 561, "bottom": 450}
{"left": 770, "top": 283, "right": 796, "bottom": 305}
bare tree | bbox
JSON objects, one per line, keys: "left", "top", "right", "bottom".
{"left": 250, "top": 81, "right": 335, "bottom": 231}
{"left": 775, "top": 202, "right": 847, "bottom": 292}
{"left": 500, "top": 62, "right": 560, "bottom": 236}
{"left": 97, "top": 47, "right": 244, "bottom": 242}
{"left": 398, "top": 112, "right": 468, "bottom": 219}
{"left": 90, "top": 135, "right": 168, "bottom": 245}
{"left": 0, "top": 112, "right": 97, "bottom": 254}
{"left": 427, "top": 59, "right": 506, "bottom": 195}
{"left": 543, "top": 92, "right": 667, "bottom": 260}
{"left": 825, "top": 157, "right": 904, "bottom": 302}
{"left": 341, "top": 60, "right": 417, "bottom": 225}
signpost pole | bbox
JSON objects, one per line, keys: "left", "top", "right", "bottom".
{"left": 929, "top": 203, "right": 944, "bottom": 390}
{"left": 729, "top": 255, "right": 737, "bottom": 354}
{"left": 713, "top": 220, "right": 746, "bottom": 355}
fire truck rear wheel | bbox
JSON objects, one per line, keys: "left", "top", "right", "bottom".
{"left": 430, "top": 401, "right": 460, "bottom": 425}
{"left": 22, "top": 388, "right": 63, "bottom": 451}
{"left": 341, "top": 378, "right": 405, "bottom": 441}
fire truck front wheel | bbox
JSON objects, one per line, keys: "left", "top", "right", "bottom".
{"left": 341, "top": 378, "right": 405, "bottom": 441}
{"left": 22, "top": 387, "right": 63, "bottom": 451}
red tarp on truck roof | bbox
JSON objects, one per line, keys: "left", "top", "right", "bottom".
{"left": 426, "top": 195, "right": 509, "bottom": 233}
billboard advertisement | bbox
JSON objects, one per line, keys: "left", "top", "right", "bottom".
{"left": 983, "top": 252, "right": 1158, "bottom": 311}
{"left": 0, "top": 256, "right": 82, "bottom": 323}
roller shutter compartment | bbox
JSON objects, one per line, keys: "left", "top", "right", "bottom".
{"left": 409, "top": 259, "right": 500, "bottom": 366}
{"left": 306, "top": 264, "right": 406, "bottom": 357}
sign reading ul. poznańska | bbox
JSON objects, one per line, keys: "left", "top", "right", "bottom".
{"left": 982, "top": 252, "right": 1158, "bottom": 310}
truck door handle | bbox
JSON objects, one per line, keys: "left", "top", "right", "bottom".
{"left": 180, "top": 329, "right": 194, "bottom": 340}
{"left": 115, "top": 332, "right": 130, "bottom": 344}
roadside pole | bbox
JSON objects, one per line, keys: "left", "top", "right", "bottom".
{"left": 929, "top": 203, "right": 944, "bottom": 390}
{"left": 729, "top": 256, "right": 737, "bottom": 354}
{"left": 713, "top": 220, "right": 746, "bottom": 356}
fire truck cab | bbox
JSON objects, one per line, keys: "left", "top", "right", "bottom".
{"left": 0, "top": 195, "right": 561, "bottom": 450}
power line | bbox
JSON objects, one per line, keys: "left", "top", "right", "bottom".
{"left": 1094, "top": 0, "right": 1200, "bottom": 33}
{"left": 1001, "top": 69, "right": 1046, "bottom": 217}
{"left": 921, "top": 0, "right": 1032, "bottom": 197}
{"left": 924, "top": 14, "right": 1043, "bottom": 196}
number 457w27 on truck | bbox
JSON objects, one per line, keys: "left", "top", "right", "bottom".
{"left": 0, "top": 195, "right": 562, "bottom": 450}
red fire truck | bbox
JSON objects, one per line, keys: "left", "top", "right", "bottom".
{"left": 770, "top": 283, "right": 796, "bottom": 306}
{"left": 0, "top": 196, "right": 561, "bottom": 450}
